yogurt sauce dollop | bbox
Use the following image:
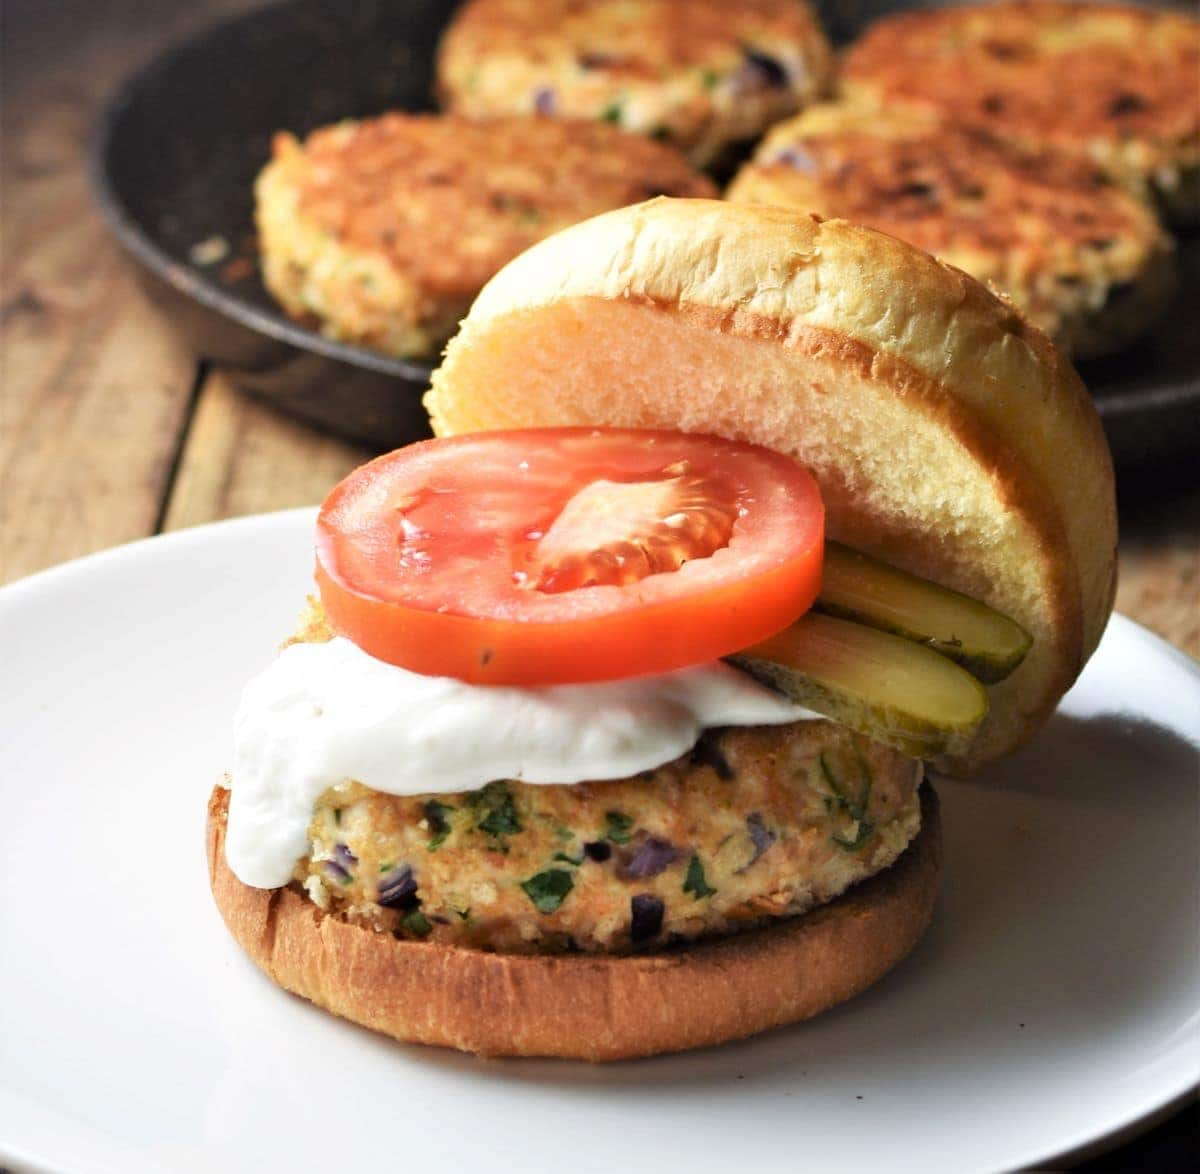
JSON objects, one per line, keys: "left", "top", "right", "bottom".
{"left": 227, "top": 636, "right": 816, "bottom": 888}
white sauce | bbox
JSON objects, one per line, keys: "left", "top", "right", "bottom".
{"left": 227, "top": 637, "right": 816, "bottom": 888}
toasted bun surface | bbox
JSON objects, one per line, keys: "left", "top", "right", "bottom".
{"left": 425, "top": 199, "right": 1117, "bottom": 774}
{"left": 208, "top": 784, "right": 941, "bottom": 1060}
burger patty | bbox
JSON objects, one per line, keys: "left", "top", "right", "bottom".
{"left": 436, "top": 0, "right": 833, "bottom": 168}
{"left": 840, "top": 1, "right": 1200, "bottom": 224}
{"left": 255, "top": 112, "right": 715, "bottom": 358}
{"left": 293, "top": 720, "right": 923, "bottom": 955}
{"left": 726, "top": 102, "right": 1174, "bottom": 358}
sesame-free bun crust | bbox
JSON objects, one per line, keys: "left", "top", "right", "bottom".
{"left": 208, "top": 784, "right": 941, "bottom": 1061}
{"left": 425, "top": 199, "right": 1117, "bottom": 774}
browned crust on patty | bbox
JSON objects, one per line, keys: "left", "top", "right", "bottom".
{"left": 725, "top": 104, "right": 1173, "bottom": 354}
{"left": 436, "top": 0, "right": 834, "bottom": 167}
{"left": 264, "top": 113, "right": 715, "bottom": 299}
{"left": 208, "top": 783, "right": 942, "bottom": 1060}
{"left": 441, "top": 0, "right": 828, "bottom": 74}
{"left": 841, "top": 2, "right": 1200, "bottom": 194}
{"left": 734, "top": 125, "right": 1148, "bottom": 255}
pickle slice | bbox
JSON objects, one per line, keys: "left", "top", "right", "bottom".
{"left": 817, "top": 542, "right": 1033, "bottom": 684}
{"left": 729, "top": 612, "right": 989, "bottom": 759}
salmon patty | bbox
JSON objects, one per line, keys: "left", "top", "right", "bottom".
{"left": 294, "top": 722, "right": 923, "bottom": 954}
{"left": 841, "top": 1, "right": 1200, "bottom": 224}
{"left": 727, "top": 102, "right": 1174, "bottom": 358}
{"left": 280, "top": 600, "right": 922, "bottom": 954}
{"left": 255, "top": 112, "right": 715, "bottom": 358}
{"left": 436, "top": 0, "right": 834, "bottom": 168}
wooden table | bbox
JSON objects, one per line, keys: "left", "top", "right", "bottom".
{"left": 2, "top": 2, "right": 1196, "bottom": 1167}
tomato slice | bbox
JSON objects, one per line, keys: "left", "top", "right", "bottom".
{"left": 315, "top": 428, "right": 824, "bottom": 684}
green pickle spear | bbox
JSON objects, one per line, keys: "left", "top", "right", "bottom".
{"left": 816, "top": 542, "right": 1033, "bottom": 684}
{"left": 730, "top": 612, "right": 989, "bottom": 759}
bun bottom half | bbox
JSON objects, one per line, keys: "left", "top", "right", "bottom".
{"left": 207, "top": 784, "right": 941, "bottom": 1061}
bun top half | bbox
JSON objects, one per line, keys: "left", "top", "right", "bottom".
{"left": 426, "top": 198, "right": 1117, "bottom": 774}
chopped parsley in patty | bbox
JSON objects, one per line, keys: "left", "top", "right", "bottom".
{"left": 298, "top": 720, "right": 922, "bottom": 954}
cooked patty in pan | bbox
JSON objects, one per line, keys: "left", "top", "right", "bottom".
{"left": 727, "top": 101, "right": 1174, "bottom": 357}
{"left": 841, "top": 1, "right": 1200, "bottom": 224}
{"left": 436, "top": 0, "right": 834, "bottom": 168}
{"left": 256, "top": 112, "right": 715, "bottom": 357}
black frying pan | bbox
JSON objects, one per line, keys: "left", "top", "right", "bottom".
{"left": 91, "top": 0, "right": 1200, "bottom": 474}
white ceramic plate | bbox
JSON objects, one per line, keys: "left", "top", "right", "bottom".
{"left": 2, "top": 510, "right": 1197, "bottom": 1174}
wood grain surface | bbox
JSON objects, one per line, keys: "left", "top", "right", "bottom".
{"left": 1, "top": 0, "right": 266, "bottom": 583}
{"left": 0, "top": 2, "right": 1196, "bottom": 1169}
{"left": 160, "top": 371, "right": 367, "bottom": 533}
